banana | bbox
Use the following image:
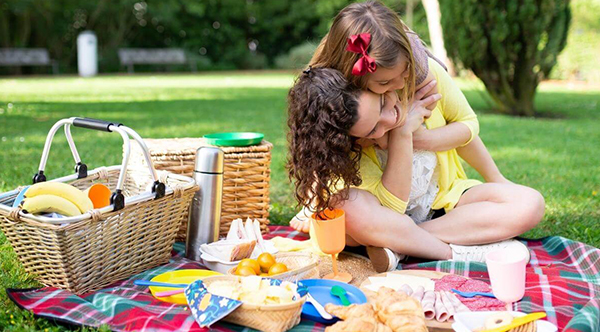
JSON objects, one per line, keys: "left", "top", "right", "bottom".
{"left": 22, "top": 194, "right": 82, "bottom": 217}
{"left": 25, "top": 182, "right": 93, "bottom": 213}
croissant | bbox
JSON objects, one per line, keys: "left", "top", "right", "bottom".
{"left": 325, "top": 303, "right": 392, "bottom": 332}
{"left": 374, "top": 287, "right": 428, "bottom": 332}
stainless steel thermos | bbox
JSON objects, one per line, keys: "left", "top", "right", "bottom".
{"left": 185, "top": 147, "right": 224, "bottom": 261}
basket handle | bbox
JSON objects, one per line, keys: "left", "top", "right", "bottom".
{"left": 34, "top": 117, "right": 165, "bottom": 211}
{"left": 62, "top": 118, "right": 125, "bottom": 179}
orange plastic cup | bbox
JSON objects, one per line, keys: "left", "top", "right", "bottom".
{"left": 311, "top": 208, "right": 352, "bottom": 283}
{"left": 311, "top": 209, "right": 346, "bottom": 255}
{"left": 85, "top": 183, "right": 111, "bottom": 209}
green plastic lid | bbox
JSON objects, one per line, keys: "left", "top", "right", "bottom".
{"left": 203, "top": 132, "right": 264, "bottom": 147}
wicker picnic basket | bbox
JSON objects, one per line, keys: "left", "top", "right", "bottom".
{"left": 202, "top": 275, "right": 307, "bottom": 332}
{"left": 129, "top": 138, "right": 272, "bottom": 240}
{"left": 227, "top": 252, "right": 320, "bottom": 282}
{"left": 0, "top": 118, "right": 198, "bottom": 294}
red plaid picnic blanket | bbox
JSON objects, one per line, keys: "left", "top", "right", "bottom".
{"left": 6, "top": 226, "right": 600, "bottom": 331}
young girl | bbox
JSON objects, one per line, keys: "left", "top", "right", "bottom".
{"left": 287, "top": 1, "right": 544, "bottom": 272}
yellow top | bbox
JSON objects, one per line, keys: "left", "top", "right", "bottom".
{"left": 356, "top": 58, "right": 481, "bottom": 214}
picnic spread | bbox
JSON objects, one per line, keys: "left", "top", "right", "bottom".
{"left": 1, "top": 118, "right": 600, "bottom": 331}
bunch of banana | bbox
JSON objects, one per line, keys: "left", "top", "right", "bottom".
{"left": 21, "top": 182, "right": 94, "bottom": 217}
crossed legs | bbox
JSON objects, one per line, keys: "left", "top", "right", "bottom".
{"left": 339, "top": 183, "right": 544, "bottom": 260}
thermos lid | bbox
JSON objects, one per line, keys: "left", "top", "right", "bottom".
{"left": 195, "top": 147, "right": 224, "bottom": 174}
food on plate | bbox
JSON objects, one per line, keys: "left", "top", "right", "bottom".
{"left": 257, "top": 252, "right": 276, "bottom": 272}
{"left": 435, "top": 275, "right": 506, "bottom": 311}
{"left": 485, "top": 312, "right": 514, "bottom": 329}
{"left": 411, "top": 285, "right": 425, "bottom": 302}
{"left": 24, "top": 182, "right": 93, "bottom": 214}
{"left": 205, "top": 276, "right": 298, "bottom": 306}
{"left": 374, "top": 287, "right": 427, "bottom": 332}
{"left": 364, "top": 273, "right": 511, "bottom": 324}
{"left": 434, "top": 292, "right": 450, "bottom": 322}
{"left": 364, "top": 274, "right": 435, "bottom": 293}
{"left": 445, "top": 290, "right": 470, "bottom": 313}
{"left": 420, "top": 290, "right": 436, "bottom": 320}
{"left": 391, "top": 284, "right": 490, "bottom": 323}
{"left": 472, "top": 312, "right": 537, "bottom": 332}
{"left": 268, "top": 262, "right": 288, "bottom": 276}
{"left": 236, "top": 266, "right": 257, "bottom": 276}
{"left": 200, "top": 239, "right": 256, "bottom": 262}
{"left": 233, "top": 254, "right": 288, "bottom": 276}
{"left": 226, "top": 218, "right": 266, "bottom": 253}
{"left": 327, "top": 286, "right": 427, "bottom": 332}
{"left": 324, "top": 303, "right": 392, "bottom": 332}
{"left": 238, "top": 259, "right": 261, "bottom": 275}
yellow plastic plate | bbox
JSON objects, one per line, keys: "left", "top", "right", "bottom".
{"left": 149, "top": 269, "right": 221, "bottom": 305}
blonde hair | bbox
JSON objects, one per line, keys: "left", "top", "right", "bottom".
{"left": 309, "top": 1, "right": 416, "bottom": 100}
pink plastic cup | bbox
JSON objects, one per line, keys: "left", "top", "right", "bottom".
{"left": 485, "top": 248, "right": 528, "bottom": 309}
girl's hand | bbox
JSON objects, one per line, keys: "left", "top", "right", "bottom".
{"left": 398, "top": 93, "right": 439, "bottom": 135}
{"left": 415, "top": 79, "right": 440, "bottom": 110}
{"left": 416, "top": 74, "right": 440, "bottom": 111}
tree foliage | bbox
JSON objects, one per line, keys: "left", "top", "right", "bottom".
{"left": 0, "top": 0, "right": 431, "bottom": 74}
{"left": 440, "top": 0, "right": 571, "bottom": 116}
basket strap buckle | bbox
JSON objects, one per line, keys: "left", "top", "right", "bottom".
{"left": 152, "top": 181, "right": 166, "bottom": 199}
{"left": 32, "top": 171, "right": 47, "bottom": 184}
{"left": 110, "top": 189, "right": 125, "bottom": 211}
{"left": 75, "top": 162, "right": 88, "bottom": 179}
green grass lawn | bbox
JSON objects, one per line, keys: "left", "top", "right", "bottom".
{"left": 0, "top": 73, "right": 599, "bottom": 330}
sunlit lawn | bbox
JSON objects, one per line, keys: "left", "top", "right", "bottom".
{"left": 0, "top": 73, "right": 599, "bottom": 330}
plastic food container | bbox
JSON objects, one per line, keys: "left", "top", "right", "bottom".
{"left": 452, "top": 311, "right": 557, "bottom": 332}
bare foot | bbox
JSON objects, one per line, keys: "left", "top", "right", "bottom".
{"left": 290, "top": 214, "right": 310, "bottom": 233}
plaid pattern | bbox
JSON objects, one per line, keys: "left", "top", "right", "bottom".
{"left": 7, "top": 226, "right": 600, "bottom": 332}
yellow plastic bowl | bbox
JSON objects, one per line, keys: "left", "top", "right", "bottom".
{"left": 149, "top": 269, "right": 221, "bottom": 305}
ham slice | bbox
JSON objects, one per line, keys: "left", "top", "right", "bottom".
{"left": 421, "top": 290, "right": 436, "bottom": 320}
{"left": 434, "top": 292, "right": 450, "bottom": 322}
{"left": 446, "top": 291, "right": 470, "bottom": 313}
{"left": 400, "top": 284, "right": 413, "bottom": 296}
{"left": 411, "top": 285, "right": 425, "bottom": 302}
{"left": 440, "top": 291, "right": 457, "bottom": 322}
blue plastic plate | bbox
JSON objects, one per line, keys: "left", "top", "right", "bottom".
{"left": 12, "top": 186, "right": 29, "bottom": 208}
{"left": 299, "top": 279, "right": 367, "bottom": 324}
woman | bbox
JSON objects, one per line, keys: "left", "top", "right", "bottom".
{"left": 287, "top": 1, "right": 544, "bottom": 272}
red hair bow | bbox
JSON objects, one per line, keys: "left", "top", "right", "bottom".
{"left": 346, "top": 33, "right": 377, "bottom": 76}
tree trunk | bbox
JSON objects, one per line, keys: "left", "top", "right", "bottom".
{"left": 406, "top": 0, "right": 415, "bottom": 28}
{"left": 421, "top": 0, "right": 455, "bottom": 76}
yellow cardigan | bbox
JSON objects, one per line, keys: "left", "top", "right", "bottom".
{"left": 356, "top": 58, "right": 481, "bottom": 214}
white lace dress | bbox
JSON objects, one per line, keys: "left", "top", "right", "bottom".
{"left": 375, "top": 148, "right": 439, "bottom": 224}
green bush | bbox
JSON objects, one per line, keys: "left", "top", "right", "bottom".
{"left": 441, "top": 0, "right": 571, "bottom": 116}
{"left": 550, "top": 0, "right": 600, "bottom": 82}
{"left": 274, "top": 42, "right": 318, "bottom": 69}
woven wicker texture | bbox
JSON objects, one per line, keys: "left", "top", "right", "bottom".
{"left": 202, "top": 275, "right": 306, "bottom": 332}
{"left": 129, "top": 138, "right": 272, "bottom": 241}
{"left": 0, "top": 167, "right": 197, "bottom": 294}
{"left": 318, "top": 252, "right": 377, "bottom": 286}
{"left": 227, "top": 252, "right": 319, "bottom": 282}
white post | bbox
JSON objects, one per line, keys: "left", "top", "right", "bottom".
{"left": 77, "top": 31, "right": 98, "bottom": 77}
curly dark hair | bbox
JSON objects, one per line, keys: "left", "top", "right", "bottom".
{"left": 287, "top": 67, "right": 363, "bottom": 215}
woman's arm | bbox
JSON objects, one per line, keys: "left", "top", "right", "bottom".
{"left": 381, "top": 94, "right": 438, "bottom": 202}
{"left": 381, "top": 128, "right": 414, "bottom": 202}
